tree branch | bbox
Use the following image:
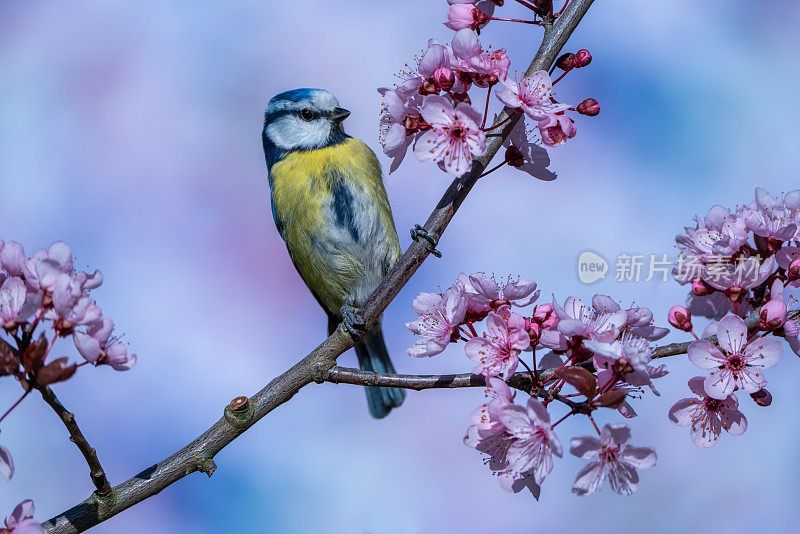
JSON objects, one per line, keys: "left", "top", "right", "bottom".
{"left": 43, "top": 1, "right": 595, "bottom": 531}
{"left": 324, "top": 365, "right": 538, "bottom": 391}
{"left": 324, "top": 310, "right": 800, "bottom": 391}
{"left": 38, "top": 386, "right": 112, "bottom": 496}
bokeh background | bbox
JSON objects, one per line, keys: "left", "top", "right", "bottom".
{"left": 2, "top": 1, "right": 800, "bottom": 532}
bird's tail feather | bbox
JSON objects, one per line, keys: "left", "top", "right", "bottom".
{"left": 354, "top": 326, "right": 406, "bottom": 419}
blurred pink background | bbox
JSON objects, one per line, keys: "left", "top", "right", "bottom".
{"left": 1, "top": 1, "right": 799, "bottom": 532}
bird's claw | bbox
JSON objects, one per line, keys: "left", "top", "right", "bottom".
{"left": 340, "top": 305, "right": 366, "bottom": 340}
{"left": 410, "top": 224, "right": 442, "bottom": 258}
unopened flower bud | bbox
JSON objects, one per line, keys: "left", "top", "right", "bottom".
{"left": 433, "top": 67, "right": 455, "bottom": 92}
{"left": 556, "top": 52, "right": 575, "bottom": 71}
{"left": 446, "top": 4, "right": 491, "bottom": 32}
{"left": 691, "top": 278, "right": 713, "bottom": 296}
{"left": 526, "top": 321, "right": 541, "bottom": 345}
{"left": 759, "top": 299, "right": 787, "bottom": 330}
{"left": 505, "top": 146, "right": 524, "bottom": 168}
{"left": 532, "top": 303, "right": 558, "bottom": 329}
{"left": 576, "top": 98, "right": 600, "bottom": 116}
{"left": 750, "top": 388, "right": 772, "bottom": 407}
{"left": 668, "top": 305, "right": 693, "bottom": 332}
{"left": 788, "top": 258, "right": 800, "bottom": 282}
{"left": 573, "top": 49, "right": 592, "bottom": 68}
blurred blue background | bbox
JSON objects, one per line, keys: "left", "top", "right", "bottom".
{"left": 1, "top": 1, "right": 799, "bottom": 532}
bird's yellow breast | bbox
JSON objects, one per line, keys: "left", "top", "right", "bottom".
{"left": 269, "top": 138, "right": 400, "bottom": 313}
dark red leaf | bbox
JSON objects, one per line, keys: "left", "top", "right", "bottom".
{"left": 594, "top": 390, "right": 628, "bottom": 409}
{"left": 556, "top": 366, "right": 597, "bottom": 398}
{"left": 36, "top": 357, "right": 77, "bottom": 386}
{"left": 0, "top": 340, "right": 18, "bottom": 376}
{"left": 23, "top": 334, "right": 48, "bottom": 374}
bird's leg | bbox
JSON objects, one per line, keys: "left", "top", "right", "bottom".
{"left": 340, "top": 304, "right": 367, "bottom": 339}
{"left": 410, "top": 224, "right": 442, "bottom": 258}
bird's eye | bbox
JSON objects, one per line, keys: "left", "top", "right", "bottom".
{"left": 300, "top": 109, "right": 315, "bottom": 121}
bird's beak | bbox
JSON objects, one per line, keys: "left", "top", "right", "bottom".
{"left": 331, "top": 107, "right": 351, "bottom": 123}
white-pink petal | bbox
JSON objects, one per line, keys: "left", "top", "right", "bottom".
{"left": 687, "top": 339, "right": 726, "bottom": 370}
{"left": 716, "top": 313, "right": 747, "bottom": 354}
{"left": 571, "top": 460, "right": 605, "bottom": 496}
{"left": 743, "top": 336, "right": 782, "bottom": 368}
{"left": 704, "top": 370, "right": 735, "bottom": 400}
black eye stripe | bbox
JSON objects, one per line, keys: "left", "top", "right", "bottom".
{"left": 300, "top": 108, "right": 318, "bottom": 121}
{"left": 264, "top": 107, "right": 328, "bottom": 124}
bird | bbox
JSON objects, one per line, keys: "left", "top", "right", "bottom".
{"left": 262, "top": 87, "right": 406, "bottom": 418}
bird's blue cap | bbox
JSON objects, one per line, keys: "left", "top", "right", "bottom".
{"left": 269, "top": 88, "right": 324, "bottom": 105}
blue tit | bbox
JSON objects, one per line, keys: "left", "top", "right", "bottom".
{"left": 262, "top": 88, "right": 406, "bottom": 418}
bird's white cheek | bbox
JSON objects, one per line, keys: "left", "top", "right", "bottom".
{"left": 266, "top": 117, "right": 332, "bottom": 150}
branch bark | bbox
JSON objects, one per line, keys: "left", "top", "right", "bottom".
{"left": 43, "top": 1, "right": 595, "bottom": 531}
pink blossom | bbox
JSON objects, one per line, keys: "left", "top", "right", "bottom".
{"left": 675, "top": 205, "right": 748, "bottom": 260}
{"left": 498, "top": 398, "right": 563, "bottom": 485}
{"left": 413, "top": 94, "right": 486, "bottom": 177}
{"left": 464, "top": 376, "right": 514, "bottom": 448}
{"left": 669, "top": 376, "right": 747, "bottom": 448}
{"left": 688, "top": 313, "right": 782, "bottom": 399}
{"left": 496, "top": 71, "right": 570, "bottom": 121}
{"left": 47, "top": 285, "right": 103, "bottom": 328}
{"left": 464, "top": 272, "right": 539, "bottom": 311}
{"left": 464, "top": 380, "right": 542, "bottom": 499}
{"left": 570, "top": 423, "right": 656, "bottom": 496}
{"left": 74, "top": 318, "right": 136, "bottom": 371}
{"left": 585, "top": 336, "right": 654, "bottom": 388}
{"left": 743, "top": 187, "right": 800, "bottom": 242}
{"left": 445, "top": 2, "right": 493, "bottom": 31}
{"left": 378, "top": 89, "right": 424, "bottom": 173}
{"left": 465, "top": 307, "right": 530, "bottom": 376}
{"left": 0, "top": 241, "right": 25, "bottom": 277}
{"left": 455, "top": 273, "right": 492, "bottom": 320}
{"left": 623, "top": 304, "right": 669, "bottom": 341}
{"left": 0, "top": 277, "right": 29, "bottom": 328}
{"left": 702, "top": 256, "right": 777, "bottom": 299}
{"left": 417, "top": 40, "right": 459, "bottom": 92}
{"left": 406, "top": 287, "right": 467, "bottom": 357}
{"left": 758, "top": 280, "right": 787, "bottom": 330}
{"left": 544, "top": 296, "right": 627, "bottom": 352}
{"left": 451, "top": 29, "right": 510, "bottom": 83}
{"left": 537, "top": 113, "right": 576, "bottom": 147}
{"left": 3, "top": 500, "right": 44, "bottom": 534}
{"left": 384, "top": 39, "right": 464, "bottom": 99}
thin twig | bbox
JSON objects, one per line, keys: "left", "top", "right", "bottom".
{"left": 43, "top": 1, "right": 596, "bottom": 531}
{"left": 38, "top": 386, "right": 112, "bottom": 496}
{"left": 0, "top": 390, "right": 30, "bottom": 425}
